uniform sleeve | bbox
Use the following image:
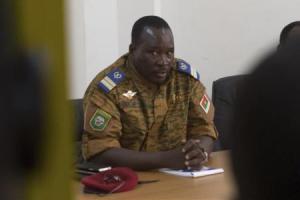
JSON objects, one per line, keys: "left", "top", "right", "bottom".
{"left": 187, "top": 81, "right": 218, "bottom": 140}
{"left": 82, "top": 89, "right": 122, "bottom": 160}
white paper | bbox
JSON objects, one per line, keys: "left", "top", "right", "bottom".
{"left": 159, "top": 166, "right": 224, "bottom": 178}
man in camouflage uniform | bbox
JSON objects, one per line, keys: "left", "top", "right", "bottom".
{"left": 82, "top": 16, "right": 218, "bottom": 170}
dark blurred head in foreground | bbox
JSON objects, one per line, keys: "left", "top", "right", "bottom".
{"left": 279, "top": 21, "right": 300, "bottom": 49}
{"left": 232, "top": 42, "right": 300, "bottom": 200}
{"left": 0, "top": 1, "right": 43, "bottom": 200}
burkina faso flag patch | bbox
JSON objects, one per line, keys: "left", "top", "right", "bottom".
{"left": 200, "top": 94, "right": 210, "bottom": 114}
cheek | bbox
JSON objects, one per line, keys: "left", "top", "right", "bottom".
{"left": 144, "top": 55, "right": 156, "bottom": 65}
{"left": 133, "top": 54, "right": 145, "bottom": 68}
{"left": 138, "top": 55, "right": 155, "bottom": 67}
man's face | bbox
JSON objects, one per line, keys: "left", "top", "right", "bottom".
{"left": 131, "top": 27, "right": 175, "bottom": 84}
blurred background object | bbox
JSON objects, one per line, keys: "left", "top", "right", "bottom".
{"left": 0, "top": 0, "right": 73, "bottom": 200}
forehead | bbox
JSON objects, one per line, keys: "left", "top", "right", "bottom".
{"left": 137, "top": 27, "right": 174, "bottom": 47}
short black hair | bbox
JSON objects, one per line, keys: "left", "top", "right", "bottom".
{"left": 279, "top": 21, "right": 300, "bottom": 45}
{"left": 131, "top": 15, "right": 172, "bottom": 45}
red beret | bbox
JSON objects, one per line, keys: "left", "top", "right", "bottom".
{"left": 81, "top": 167, "right": 138, "bottom": 193}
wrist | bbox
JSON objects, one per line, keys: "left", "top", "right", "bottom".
{"left": 156, "top": 151, "right": 169, "bottom": 168}
{"left": 158, "top": 148, "right": 185, "bottom": 169}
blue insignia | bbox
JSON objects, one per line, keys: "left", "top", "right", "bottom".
{"left": 98, "top": 69, "right": 125, "bottom": 93}
{"left": 177, "top": 59, "right": 200, "bottom": 80}
{"left": 177, "top": 59, "right": 191, "bottom": 74}
{"left": 107, "top": 69, "right": 125, "bottom": 84}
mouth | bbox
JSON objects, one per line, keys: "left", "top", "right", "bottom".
{"left": 153, "top": 71, "right": 169, "bottom": 80}
{"left": 156, "top": 71, "right": 168, "bottom": 78}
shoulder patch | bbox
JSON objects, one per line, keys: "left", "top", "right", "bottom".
{"left": 177, "top": 59, "right": 200, "bottom": 80}
{"left": 98, "top": 68, "right": 125, "bottom": 93}
{"left": 89, "top": 109, "right": 112, "bottom": 131}
{"left": 200, "top": 94, "right": 210, "bottom": 114}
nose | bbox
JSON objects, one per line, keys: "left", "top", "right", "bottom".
{"left": 157, "top": 54, "right": 170, "bottom": 66}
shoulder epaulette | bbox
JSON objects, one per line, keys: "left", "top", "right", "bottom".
{"left": 98, "top": 68, "right": 125, "bottom": 93}
{"left": 177, "top": 59, "right": 200, "bottom": 80}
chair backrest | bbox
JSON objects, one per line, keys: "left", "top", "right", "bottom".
{"left": 69, "top": 99, "right": 84, "bottom": 141}
{"left": 69, "top": 98, "right": 84, "bottom": 163}
{"left": 212, "top": 75, "right": 247, "bottom": 151}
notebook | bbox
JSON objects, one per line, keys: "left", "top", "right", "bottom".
{"left": 159, "top": 166, "right": 224, "bottom": 178}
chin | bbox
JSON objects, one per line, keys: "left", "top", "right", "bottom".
{"left": 152, "top": 78, "right": 167, "bottom": 85}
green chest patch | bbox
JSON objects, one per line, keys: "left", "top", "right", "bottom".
{"left": 89, "top": 109, "right": 112, "bottom": 131}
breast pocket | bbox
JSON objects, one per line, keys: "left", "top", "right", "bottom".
{"left": 118, "top": 99, "right": 147, "bottom": 150}
{"left": 158, "top": 99, "right": 189, "bottom": 151}
{"left": 118, "top": 99, "right": 147, "bottom": 133}
{"left": 166, "top": 100, "right": 188, "bottom": 131}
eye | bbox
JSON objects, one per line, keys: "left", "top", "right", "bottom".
{"left": 167, "top": 51, "right": 174, "bottom": 57}
{"left": 152, "top": 51, "right": 158, "bottom": 56}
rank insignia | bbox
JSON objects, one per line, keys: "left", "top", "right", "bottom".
{"left": 98, "top": 69, "right": 125, "bottom": 93}
{"left": 177, "top": 59, "right": 200, "bottom": 80}
{"left": 89, "top": 109, "right": 112, "bottom": 131}
{"left": 200, "top": 94, "right": 210, "bottom": 114}
{"left": 122, "top": 90, "right": 137, "bottom": 100}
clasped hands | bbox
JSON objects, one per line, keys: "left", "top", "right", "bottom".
{"left": 181, "top": 139, "right": 208, "bottom": 170}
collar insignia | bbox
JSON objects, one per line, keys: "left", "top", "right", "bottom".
{"left": 122, "top": 90, "right": 137, "bottom": 99}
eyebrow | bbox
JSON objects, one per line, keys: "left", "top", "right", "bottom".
{"left": 146, "top": 45, "right": 174, "bottom": 49}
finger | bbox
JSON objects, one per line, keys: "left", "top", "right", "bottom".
{"left": 182, "top": 139, "right": 200, "bottom": 153}
{"left": 182, "top": 140, "right": 193, "bottom": 153}
{"left": 184, "top": 140, "right": 206, "bottom": 160}
{"left": 201, "top": 151, "right": 209, "bottom": 164}
{"left": 186, "top": 150, "right": 206, "bottom": 164}
{"left": 185, "top": 148, "right": 203, "bottom": 160}
{"left": 185, "top": 158, "right": 202, "bottom": 170}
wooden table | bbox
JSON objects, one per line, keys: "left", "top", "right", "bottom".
{"left": 75, "top": 151, "right": 236, "bottom": 200}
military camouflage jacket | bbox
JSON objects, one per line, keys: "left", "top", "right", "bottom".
{"left": 82, "top": 53, "right": 218, "bottom": 160}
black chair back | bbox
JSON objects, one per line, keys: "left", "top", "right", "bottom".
{"left": 212, "top": 75, "right": 247, "bottom": 151}
{"left": 69, "top": 99, "right": 84, "bottom": 163}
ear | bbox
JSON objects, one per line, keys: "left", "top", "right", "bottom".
{"left": 129, "top": 44, "right": 134, "bottom": 53}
